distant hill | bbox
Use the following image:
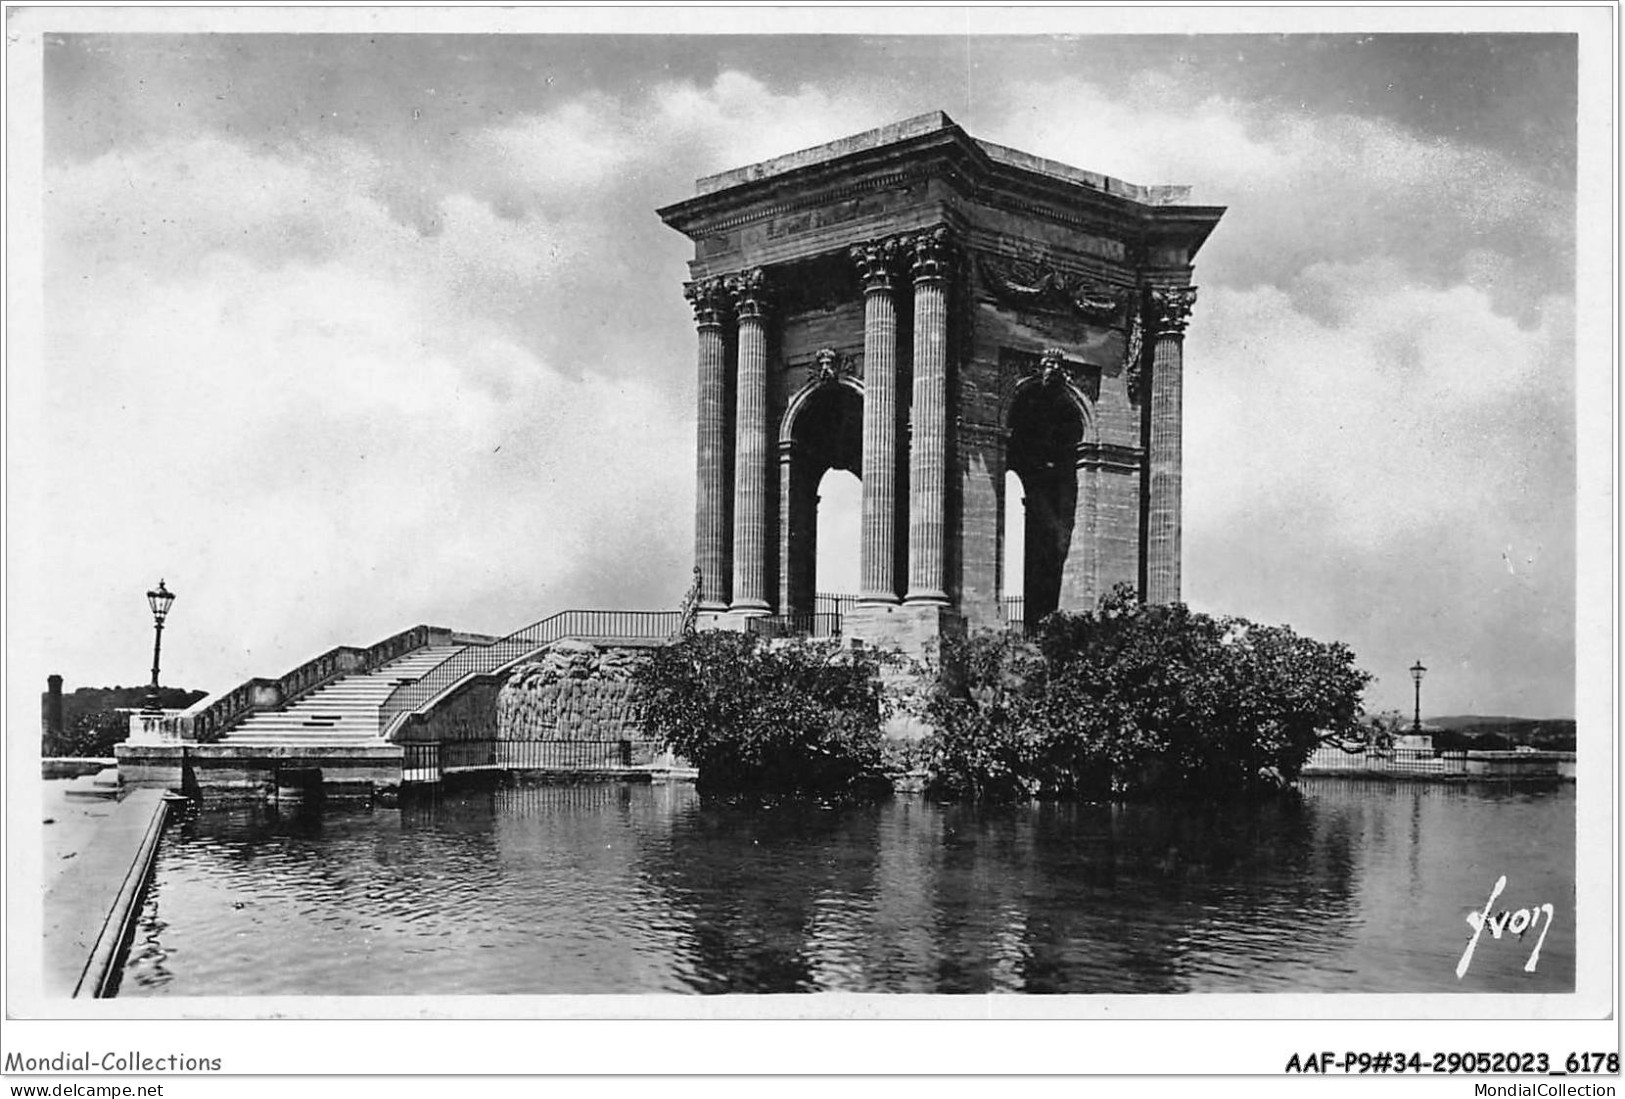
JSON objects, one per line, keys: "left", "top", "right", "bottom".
{"left": 1427, "top": 715, "right": 1576, "bottom": 753}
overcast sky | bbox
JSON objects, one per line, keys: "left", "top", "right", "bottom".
{"left": 15, "top": 15, "right": 1592, "bottom": 720}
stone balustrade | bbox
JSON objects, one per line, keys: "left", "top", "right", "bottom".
{"left": 183, "top": 624, "right": 445, "bottom": 743}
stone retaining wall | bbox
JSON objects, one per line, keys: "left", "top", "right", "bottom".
{"left": 397, "top": 677, "right": 501, "bottom": 744}
{"left": 497, "top": 639, "right": 648, "bottom": 741}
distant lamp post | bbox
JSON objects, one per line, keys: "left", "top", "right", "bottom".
{"left": 144, "top": 579, "right": 176, "bottom": 713}
{"left": 1409, "top": 659, "right": 1427, "bottom": 736}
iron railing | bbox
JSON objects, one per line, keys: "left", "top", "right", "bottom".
{"left": 380, "top": 610, "right": 682, "bottom": 741}
{"left": 999, "top": 596, "right": 1026, "bottom": 637}
{"left": 399, "top": 739, "right": 666, "bottom": 784}
{"left": 402, "top": 741, "right": 442, "bottom": 784}
{"left": 815, "top": 592, "right": 858, "bottom": 618}
{"left": 1303, "top": 745, "right": 1470, "bottom": 775}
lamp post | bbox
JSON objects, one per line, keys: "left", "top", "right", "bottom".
{"left": 1409, "top": 659, "right": 1427, "bottom": 736}
{"left": 144, "top": 579, "right": 175, "bottom": 713}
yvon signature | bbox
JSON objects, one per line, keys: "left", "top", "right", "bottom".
{"left": 1456, "top": 874, "right": 1556, "bottom": 978}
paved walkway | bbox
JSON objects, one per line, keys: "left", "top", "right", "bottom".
{"left": 41, "top": 781, "right": 175, "bottom": 998}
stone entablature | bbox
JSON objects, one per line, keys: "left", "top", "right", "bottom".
{"left": 660, "top": 111, "right": 1222, "bottom": 647}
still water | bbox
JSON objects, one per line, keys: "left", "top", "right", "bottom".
{"left": 122, "top": 778, "right": 1575, "bottom": 995}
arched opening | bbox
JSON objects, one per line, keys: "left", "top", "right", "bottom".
{"left": 781, "top": 381, "right": 862, "bottom": 617}
{"left": 1006, "top": 381, "right": 1085, "bottom": 625}
{"left": 1003, "top": 469, "right": 1026, "bottom": 629}
{"left": 815, "top": 469, "right": 860, "bottom": 598}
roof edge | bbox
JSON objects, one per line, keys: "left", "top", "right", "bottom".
{"left": 694, "top": 111, "right": 959, "bottom": 196}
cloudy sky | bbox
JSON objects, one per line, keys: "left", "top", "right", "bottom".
{"left": 13, "top": 12, "right": 1595, "bottom": 720}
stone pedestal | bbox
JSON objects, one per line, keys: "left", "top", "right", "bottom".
{"left": 845, "top": 602, "right": 965, "bottom": 664}
{"left": 696, "top": 610, "right": 758, "bottom": 634}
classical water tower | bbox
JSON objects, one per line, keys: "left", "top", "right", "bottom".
{"left": 659, "top": 112, "right": 1223, "bottom": 654}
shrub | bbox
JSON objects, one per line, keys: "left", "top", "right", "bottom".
{"left": 924, "top": 585, "right": 1373, "bottom": 801}
{"left": 633, "top": 630, "right": 890, "bottom": 796}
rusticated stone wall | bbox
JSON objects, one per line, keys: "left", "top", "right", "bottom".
{"left": 497, "top": 639, "right": 647, "bottom": 741}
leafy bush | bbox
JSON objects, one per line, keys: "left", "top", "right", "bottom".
{"left": 633, "top": 630, "right": 890, "bottom": 796}
{"left": 924, "top": 585, "right": 1373, "bottom": 801}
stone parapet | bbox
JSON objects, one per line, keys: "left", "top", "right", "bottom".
{"left": 114, "top": 742, "right": 404, "bottom": 799}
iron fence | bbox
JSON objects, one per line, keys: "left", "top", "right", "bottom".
{"left": 399, "top": 738, "right": 666, "bottom": 783}
{"left": 815, "top": 592, "right": 858, "bottom": 618}
{"left": 402, "top": 740, "right": 442, "bottom": 784}
{"left": 1001, "top": 596, "right": 1026, "bottom": 634}
{"left": 1303, "top": 745, "right": 1470, "bottom": 775}
{"left": 380, "top": 610, "right": 682, "bottom": 740}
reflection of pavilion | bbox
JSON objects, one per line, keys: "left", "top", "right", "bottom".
{"left": 660, "top": 113, "right": 1223, "bottom": 652}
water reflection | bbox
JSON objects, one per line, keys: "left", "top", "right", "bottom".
{"left": 122, "top": 778, "right": 1575, "bottom": 996}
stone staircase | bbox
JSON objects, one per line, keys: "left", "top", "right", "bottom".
{"left": 220, "top": 643, "right": 464, "bottom": 747}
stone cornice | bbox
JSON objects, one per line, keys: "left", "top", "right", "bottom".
{"left": 681, "top": 170, "right": 929, "bottom": 237}
{"left": 661, "top": 114, "right": 1224, "bottom": 262}
{"left": 1076, "top": 441, "right": 1144, "bottom": 473}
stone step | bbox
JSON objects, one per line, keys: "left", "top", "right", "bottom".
{"left": 294, "top": 700, "right": 390, "bottom": 709}
{"left": 225, "top": 730, "right": 384, "bottom": 739}
{"left": 235, "top": 721, "right": 377, "bottom": 728}
{"left": 239, "top": 720, "right": 375, "bottom": 729}
{"left": 64, "top": 769, "right": 122, "bottom": 800}
{"left": 223, "top": 740, "right": 386, "bottom": 748}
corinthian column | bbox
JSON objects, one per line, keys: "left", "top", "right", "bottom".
{"left": 1146, "top": 285, "right": 1196, "bottom": 605}
{"left": 728, "top": 268, "right": 772, "bottom": 615}
{"left": 852, "top": 238, "right": 902, "bottom": 605}
{"left": 905, "top": 227, "right": 953, "bottom": 606}
{"left": 684, "top": 276, "right": 732, "bottom": 611}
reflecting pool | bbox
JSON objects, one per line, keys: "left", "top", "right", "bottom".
{"left": 121, "top": 778, "right": 1575, "bottom": 995}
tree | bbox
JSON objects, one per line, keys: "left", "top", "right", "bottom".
{"left": 633, "top": 630, "right": 890, "bottom": 796}
{"left": 43, "top": 685, "right": 206, "bottom": 757}
{"left": 924, "top": 585, "right": 1374, "bottom": 801}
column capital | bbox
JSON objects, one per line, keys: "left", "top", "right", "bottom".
{"left": 726, "top": 267, "right": 772, "bottom": 321}
{"left": 1148, "top": 285, "right": 1198, "bottom": 336}
{"left": 907, "top": 225, "right": 956, "bottom": 284}
{"left": 683, "top": 276, "right": 732, "bottom": 328}
{"left": 850, "top": 237, "right": 905, "bottom": 294}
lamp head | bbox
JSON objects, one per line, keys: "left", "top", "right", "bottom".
{"left": 147, "top": 579, "right": 175, "bottom": 624}
{"left": 1409, "top": 659, "right": 1427, "bottom": 684}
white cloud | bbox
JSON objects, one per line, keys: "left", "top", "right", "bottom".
{"left": 975, "top": 76, "right": 1570, "bottom": 296}
{"left": 1186, "top": 260, "right": 1571, "bottom": 550}
{"left": 23, "top": 63, "right": 1575, "bottom": 721}
{"left": 31, "top": 126, "right": 691, "bottom": 695}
